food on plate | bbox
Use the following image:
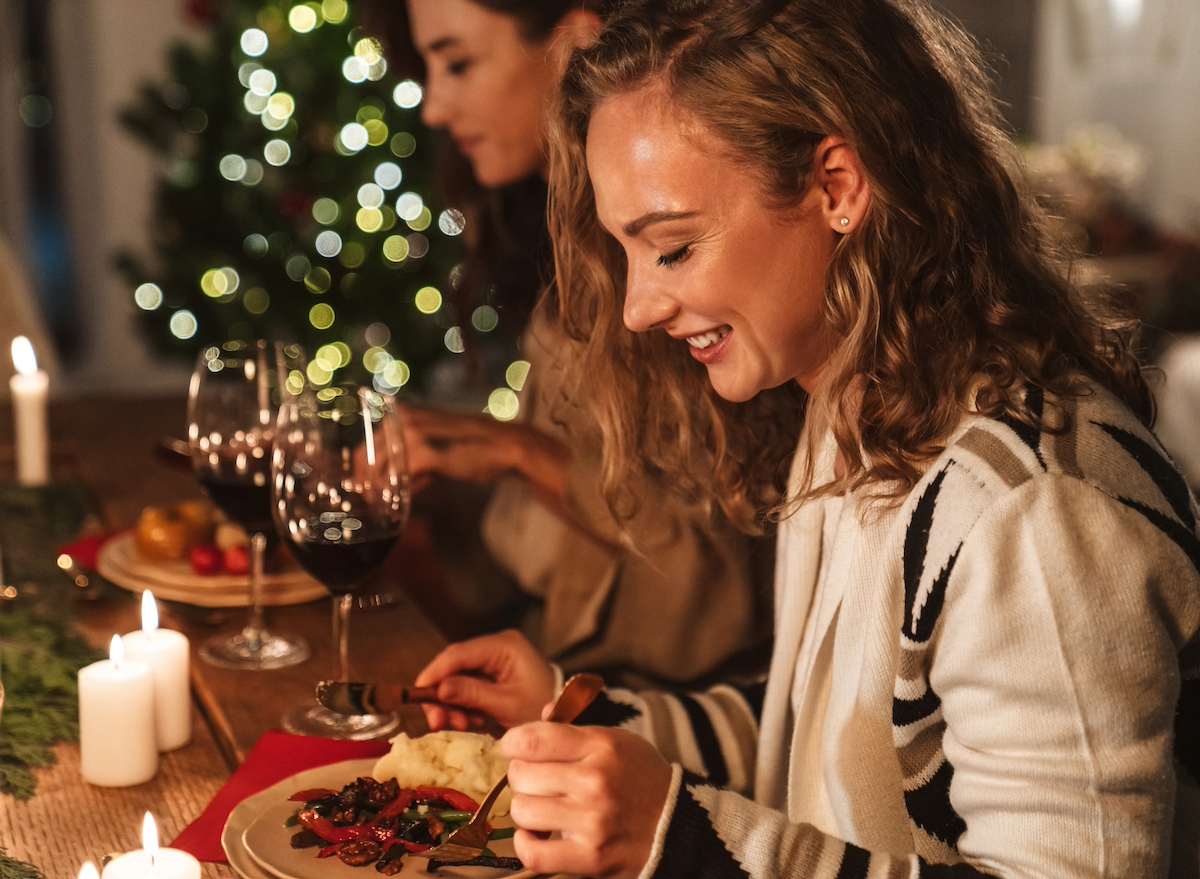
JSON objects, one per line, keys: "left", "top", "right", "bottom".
{"left": 215, "top": 521, "right": 249, "bottom": 550}
{"left": 134, "top": 501, "right": 217, "bottom": 561}
{"left": 222, "top": 544, "right": 250, "bottom": 575}
{"left": 372, "top": 731, "right": 512, "bottom": 817}
{"left": 286, "top": 776, "right": 519, "bottom": 873}
{"left": 189, "top": 544, "right": 222, "bottom": 576}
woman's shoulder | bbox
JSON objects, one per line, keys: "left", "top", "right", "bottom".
{"left": 912, "top": 379, "right": 1198, "bottom": 558}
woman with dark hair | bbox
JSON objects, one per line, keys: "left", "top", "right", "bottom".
{"left": 367, "top": 0, "right": 774, "bottom": 685}
{"left": 411, "top": 0, "right": 1200, "bottom": 876}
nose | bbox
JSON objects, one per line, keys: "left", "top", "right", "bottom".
{"left": 623, "top": 273, "right": 679, "bottom": 334}
{"left": 420, "top": 76, "right": 450, "bottom": 130}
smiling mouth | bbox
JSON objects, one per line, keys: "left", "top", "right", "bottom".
{"left": 686, "top": 326, "right": 731, "bottom": 349}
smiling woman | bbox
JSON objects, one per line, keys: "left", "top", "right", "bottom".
{"left": 410, "top": 0, "right": 1200, "bottom": 877}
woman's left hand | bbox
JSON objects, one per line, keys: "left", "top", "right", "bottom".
{"left": 500, "top": 720, "right": 674, "bottom": 879}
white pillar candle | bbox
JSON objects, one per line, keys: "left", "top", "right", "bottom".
{"left": 101, "top": 813, "right": 201, "bottom": 879}
{"left": 79, "top": 862, "right": 101, "bottom": 879}
{"left": 78, "top": 635, "right": 158, "bottom": 787}
{"left": 9, "top": 336, "right": 49, "bottom": 486}
{"left": 122, "top": 592, "right": 192, "bottom": 751}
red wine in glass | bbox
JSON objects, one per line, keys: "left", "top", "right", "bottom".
{"left": 274, "top": 374, "right": 410, "bottom": 740}
{"left": 188, "top": 341, "right": 310, "bottom": 670}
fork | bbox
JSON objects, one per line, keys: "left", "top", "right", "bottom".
{"left": 411, "top": 672, "right": 605, "bottom": 865}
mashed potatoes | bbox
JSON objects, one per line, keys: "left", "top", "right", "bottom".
{"left": 372, "top": 731, "right": 512, "bottom": 816}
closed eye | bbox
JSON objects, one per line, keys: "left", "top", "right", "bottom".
{"left": 447, "top": 58, "right": 472, "bottom": 76}
{"left": 656, "top": 245, "right": 690, "bottom": 268}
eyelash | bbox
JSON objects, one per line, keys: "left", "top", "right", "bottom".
{"left": 447, "top": 59, "right": 472, "bottom": 76}
{"left": 656, "top": 246, "right": 690, "bottom": 268}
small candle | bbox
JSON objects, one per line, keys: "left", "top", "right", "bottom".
{"left": 9, "top": 336, "right": 49, "bottom": 486}
{"left": 78, "top": 635, "right": 158, "bottom": 787}
{"left": 79, "top": 862, "right": 100, "bottom": 879}
{"left": 101, "top": 813, "right": 201, "bottom": 879}
{"left": 122, "top": 591, "right": 192, "bottom": 751}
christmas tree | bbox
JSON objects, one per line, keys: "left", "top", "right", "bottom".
{"left": 117, "top": 0, "right": 508, "bottom": 397}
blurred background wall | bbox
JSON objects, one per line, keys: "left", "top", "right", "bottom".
{"left": 0, "top": 0, "right": 1198, "bottom": 396}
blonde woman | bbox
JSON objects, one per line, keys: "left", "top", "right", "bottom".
{"left": 413, "top": 0, "right": 1200, "bottom": 876}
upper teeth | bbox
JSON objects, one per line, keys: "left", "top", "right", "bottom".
{"left": 687, "top": 328, "right": 729, "bottom": 349}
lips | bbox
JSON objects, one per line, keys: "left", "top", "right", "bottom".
{"left": 683, "top": 325, "right": 732, "bottom": 364}
{"left": 454, "top": 135, "right": 483, "bottom": 157}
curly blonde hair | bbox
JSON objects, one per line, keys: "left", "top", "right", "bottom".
{"left": 546, "top": 0, "right": 1151, "bottom": 533}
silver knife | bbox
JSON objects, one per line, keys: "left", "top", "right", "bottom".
{"left": 315, "top": 680, "right": 441, "bottom": 716}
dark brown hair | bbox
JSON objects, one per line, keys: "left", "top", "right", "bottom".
{"left": 547, "top": 0, "right": 1152, "bottom": 531}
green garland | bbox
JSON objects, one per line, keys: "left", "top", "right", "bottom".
{"left": 0, "top": 848, "right": 44, "bottom": 879}
{"left": 0, "top": 610, "right": 102, "bottom": 800}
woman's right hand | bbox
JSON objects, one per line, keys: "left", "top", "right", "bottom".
{"left": 413, "top": 630, "right": 557, "bottom": 731}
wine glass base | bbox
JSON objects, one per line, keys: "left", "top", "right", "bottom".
{"left": 199, "top": 629, "right": 311, "bottom": 670}
{"left": 282, "top": 701, "right": 401, "bottom": 741}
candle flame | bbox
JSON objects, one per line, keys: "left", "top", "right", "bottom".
{"left": 77, "top": 862, "right": 100, "bottom": 879}
{"left": 109, "top": 634, "right": 124, "bottom": 667}
{"left": 141, "top": 590, "right": 159, "bottom": 634}
{"left": 142, "top": 811, "right": 160, "bottom": 858}
{"left": 11, "top": 336, "right": 37, "bottom": 376}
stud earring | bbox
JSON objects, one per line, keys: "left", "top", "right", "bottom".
{"left": 840, "top": 217, "right": 850, "bottom": 227}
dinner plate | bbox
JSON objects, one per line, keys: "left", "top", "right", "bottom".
{"left": 226, "top": 759, "right": 521, "bottom": 879}
{"left": 98, "top": 532, "right": 327, "bottom": 607}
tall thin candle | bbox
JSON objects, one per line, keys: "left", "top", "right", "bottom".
{"left": 9, "top": 336, "right": 49, "bottom": 485}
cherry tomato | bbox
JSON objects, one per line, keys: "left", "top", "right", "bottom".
{"left": 223, "top": 545, "right": 250, "bottom": 576}
{"left": 189, "top": 544, "right": 222, "bottom": 576}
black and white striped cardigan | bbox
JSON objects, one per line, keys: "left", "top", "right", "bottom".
{"left": 576, "top": 383, "right": 1200, "bottom": 878}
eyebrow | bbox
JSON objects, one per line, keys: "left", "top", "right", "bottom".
{"left": 622, "top": 210, "right": 698, "bottom": 237}
{"left": 424, "top": 36, "right": 461, "bottom": 54}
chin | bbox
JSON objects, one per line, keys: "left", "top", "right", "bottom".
{"left": 706, "top": 372, "right": 760, "bottom": 404}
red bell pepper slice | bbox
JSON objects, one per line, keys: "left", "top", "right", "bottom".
{"left": 376, "top": 788, "right": 416, "bottom": 819}
{"left": 317, "top": 843, "right": 343, "bottom": 858}
{"left": 297, "top": 809, "right": 379, "bottom": 844}
{"left": 412, "top": 786, "right": 481, "bottom": 813}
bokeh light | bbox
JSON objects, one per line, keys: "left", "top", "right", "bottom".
{"left": 487, "top": 388, "right": 520, "bottom": 421}
{"left": 266, "top": 92, "right": 295, "bottom": 120}
{"left": 505, "top": 360, "right": 531, "bottom": 392}
{"left": 444, "top": 327, "right": 465, "bottom": 354}
{"left": 390, "top": 133, "right": 416, "bottom": 158}
{"left": 380, "top": 360, "right": 410, "bottom": 389}
{"left": 339, "top": 122, "right": 368, "bottom": 153}
{"left": 363, "top": 346, "right": 390, "bottom": 373}
{"left": 374, "top": 162, "right": 402, "bottom": 190}
{"left": 382, "top": 235, "right": 410, "bottom": 263}
{"left": 395, "top": 192, "right": 423, "bottom": 222}
{"left": 365, "top": 322, "right": 391, "bottom": 347}
{"left": 393, "top": 81, "right": 422, "bottom": 109}
{"left": 414, "top": 286, "right": 442, "bottom": 314}
{"left": 248, "top": 69, "right": 277, "bottom": 97}
{"left": 355, "top": 38, "right": 383, "bottom": 64}
{"left": 305, "top": 267, "right": 332, "bottom": 293}
{"left": 315, "top": 230, "right": 342, "bottom": 257}
{"left": 342, "top": 57, "right": 368, "bottom": 84}
{"left": 288, "top": 4, "right": 318, "bottom": 32}
{"left": 407, "top": 206, "right": 432, "bottom": 232}
{"left": 313, "top": 198, "right": 340, "bottom": 224}
{"left": 286, "top": 254, "right": 312, "bottom": 280}
{"left": 134, "top": 283, "right": 163, "bottom": 311}
{"left": 242, "top": 159, "right": 265, "bottom": 185}
{"left": 219, "top": 154, "right": 248, "bottom": 181}
{"left": 365, "top": 119, "right": 388, "bottom": 146}
{"left": 170, "top": 310, "right": 198, "bottom": 339}
{"left": 264, "top": 139, "right": 291, "bottom": 166}
{"left": 438, "top": 208, "right": 466, "bottom": 236}
{"left": 244, "top": 91, "right": 270, "bottom": 115}
{"left": 322, "top": 0, "right": 348, "bottom": 23}
{"left": 243, "top": 287, "right": 270, "bottom": 314}
{"left": 339, "top": 242, "right": 365, "bottom": 268}
{"left": 472, "top": 305, "right": 499, "bottom": 333}
{"left": 238, "top": 62, "right": 262, "bottom": 87}
{"left": 241, "top": 28, "right": 269, "bottom": 57}
{"left": 357, "top": 183, "right": 385, "bottom": 209}
{"left": 309, "top": 303, "right": 335, "bottom": 330}
{"left": 244, "top": 233, "right": 269, "bottom": 258}
{"left": 406, "top": 233, "right": 430, "bottom": 259}
{"left": 356, "top": 208, "right": 383, "bottom": 232}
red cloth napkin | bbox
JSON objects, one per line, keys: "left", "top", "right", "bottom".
{"left": 171, "top": 730, "right": 391, "bottom": 862}
{"left": 57, "top": 531, "right": 117, "bottom": 571}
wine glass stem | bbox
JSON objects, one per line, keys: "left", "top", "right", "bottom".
{"left": 332, "top": 592, "right": 353, "bottom": 682}
{"left": 244, "top": 531, "right": 267, "bottom": 644}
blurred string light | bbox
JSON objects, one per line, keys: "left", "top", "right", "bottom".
{"left": 374, "top": 162, "right": 402, "bottom": 189}
{"left": 244, "top": 233, "right": 268, "bottom": 257}
{"left": 487, "top": 388, "right": 519, "bottom": 421}
{"left": 472, "top": 305, "right": 499, "bottom": 332}
{"left": 264, "top": 139, "right": 291, "bottom": 166}
{"left": 315, "top": 230, "right": 342, "bottom": 257}
{"left": 444, "top": 327, "right": 465, "bottom": 354}
{"left": 414, "top": 286, "right": 441, "bottom": 314}
{"left": 382, "top": 235, "right": 409, "bottom": 263}
{"left": 240, "top": 28, "right": 269, "bottom": 56}
{"left": 289, "top": 4, "right": 319, "bottom": 33}
{"left": 337, "top": 122, "right": 369, "bottom": 154}
{"left": 393, "top": 81, "right": 422, "bottom": 109}
{"left": 357, "top": 183, "right": 385, "bottom": 208}
{"left": 407, "top": 207, "right": 432, "bottom": 232}
{"left": 244, "top": 287, "right": 269, "bottom": 314}
{"left": 309, "top": 303, "right": 335, "bottom": 329}
{"left": 390, "top": 132, "right": 416, "bottom": 157}
{"left": 505, "top": 360, "right": 530, "bottom": 392}
{"left": 406, "top": 233, "right": 430, "bottom": 259}
{"left": 322, "top": 0, "right": 349, "bottom": 24}
{"left": 135, "top": 283, "right": 164, "bottom": 311}
{"left": 313, "top": 198, "right": 340, "bottom": 224}
{"left": 395, "top": 192, "right": 423, "bottom": 222}
{"left": 200, "top": 267, "right": 240, "bottom": 298}
{"left": 439, "top": 209, "right": 466, "bottom": 236}
{"left": 170, "top": 310, "right": 198, "bottom": 339}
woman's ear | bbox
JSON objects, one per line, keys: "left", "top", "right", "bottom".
{"left": 812, "top": 135, "right": 870, "bottom": 234}
{"left": 550, "top": 9, "right": 603, "bottom": 68}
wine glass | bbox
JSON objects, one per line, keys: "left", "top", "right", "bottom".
{"left": 272, "top": 358, "right": 411, "bottom": 739}
{"left": 188, "top": 340, "right": 311, "bottom": 669}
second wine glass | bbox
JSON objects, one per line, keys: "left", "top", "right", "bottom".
{"left": 272, "top": 361, "right": 411, "bottom": 739}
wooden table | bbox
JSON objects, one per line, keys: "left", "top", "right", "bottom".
{"left": 0, "top": 394, "right": 452, "bottom": 878}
